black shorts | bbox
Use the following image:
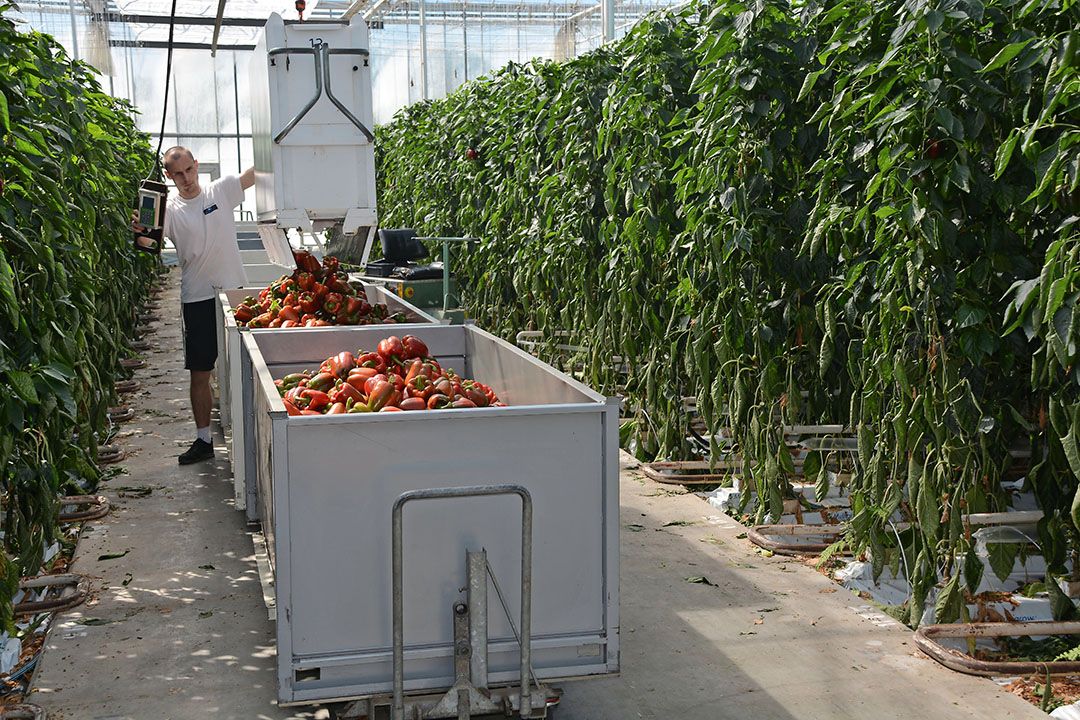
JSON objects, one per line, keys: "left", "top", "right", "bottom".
{"left": 182, "top": 298, "right": 218, "bottom": 371}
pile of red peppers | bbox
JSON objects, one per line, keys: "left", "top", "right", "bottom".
{"left": 275, "top": 334, "right": 503, "bottom": 415}
{"left": 233, "top": 250, "right": 408, "bottom": 328}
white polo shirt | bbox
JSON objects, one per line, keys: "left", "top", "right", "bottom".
{"left": 164, "top": 175, "right": 248, "bottom": 304}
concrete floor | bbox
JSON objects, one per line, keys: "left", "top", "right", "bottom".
{"left": 27, "top": 269, "right": 1045, "bottom": 719}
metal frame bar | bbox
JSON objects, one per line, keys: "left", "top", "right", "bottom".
{"left": 269, "top": 43, "right": 374, "bottom": 144}
{"left": 392, "top": 484, "right": 534, "bottom": 720}
{"left": 268, "top": 46, "right": 321, "bottom": 143}
{"left": 325, "top": 48, "right": 375, "bottom": 142}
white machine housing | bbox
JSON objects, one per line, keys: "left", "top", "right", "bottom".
{"left": 250, "top": 13, "right": 377, "bottom": 266}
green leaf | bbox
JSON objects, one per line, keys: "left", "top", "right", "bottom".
{"left": 1048, "top": 576, "right": 1078, "bottom": 621}
{"left": 980, "top": 40, "right": 1034, "bottom": 73}
{"left": 0, "top": 90, "right": 8, "bottom": 133}
{"left": 934, "top": 574, "right": 962, "bottom": 623}
{"left": 7, "top": 371, "right": 38, "bottom": 404}
{"left": 995, "top": 130, "right": 1019, "bottom": 178}
{"left": 1063, "top": 425, "right": 1080, "bottom": 480}
{"left": 987, "top": 541, "right": 1018, "bottom": 582}
{"left": 964, "top": 548, "right": 984, "bottom": 594}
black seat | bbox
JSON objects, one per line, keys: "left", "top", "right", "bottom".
{"left": 378, "top": 228, "right": 428, "bottom": 264}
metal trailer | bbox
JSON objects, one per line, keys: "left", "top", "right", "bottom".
{"left": 215, "top": 285, "right": 437, "bottom": 517}
{"left": 243, "top": 324, "right": 620, "bottom": 717}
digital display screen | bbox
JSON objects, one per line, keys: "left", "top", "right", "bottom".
{"left": 138, "top": 192, "right": 158, "bottom": 227}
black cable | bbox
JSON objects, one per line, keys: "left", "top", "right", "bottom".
{"left": 149, "top": 0, "right": 178, "bottom": 178}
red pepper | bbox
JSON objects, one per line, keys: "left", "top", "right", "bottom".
{"left": 451, "top": 397, "right": 477, "bottom": 409}
{"left": 323, "top": 292, "right": 345, "bottom": 316}
{"left": 279, "top": 305, "right": 301, "bottom": 323}
{"left": 330, "top": 382, "right": 363, "bottom": 405}
{"left": 249, "top": 312, "right": 272, "bottom": 328}
{"left": 427, "top": 393, "right": 452, "bottom": 410}
{"left": 347, "top": 367, "right": 379, "bottom": 390}
{"left": 304, "top": 318, "right": 318, "bottom": 327}
{"left": 326, "top": 402, "right": 347, "bottom": 415}
{"left": 300, "top": 409, "right": 322, "bottom": 415}
{"left": 233, "top": 305, "right": 254, "bottom": 324}
{"left": 399, "top": 397, "right": 426, "bottom": 411}
{"left": 297, "top": 292, "right": 319, "bottom": 314}
{"left": 283, "top": 400, "right": 302, "bottom": 416}
{"left": 301, "top": 388, "right": 331, "bottom": 411}
{"left": 269, "top": 318, "right": 283, "bottom": 328}
{"left": 356, "top": 352, "right": 386, "bottom": 373}
{"left": 377, "top": 336, "right": 405, "bottom": 363}
{"left": 364, "top": 373, "right": 389, "bottom": 395}
{"left": 281, "top": 319, "right": 298, "bottom": 328}
{"left": 402, "top": 335, "right": 429, "bottom": 360}
{"left": 313, "top": 282, "right": 329, "bottom": 301}
{"left": 293, "top": 249, "right": 322, "bottom": 274}
{"left": 296, "top": 271, "right": 315, "bottom": 291}
{"left": 327, "top": 272, "right": 352, "bottom": 294}
{"left": 345, "top": 296, "right": 368, "bottom": 316}
{"left": 366, "top": 380, "right": 396, "bottom": 412}
{"left": 307, "top": 372, "right": 336, "bottom": 392}
{"left": 408, "top": 374, "right": 434, "bottom": 400}
{"left": 323, "top": 256, "right": 340, "bottom": 275}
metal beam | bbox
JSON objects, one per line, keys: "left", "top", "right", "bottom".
{"left": 210, "top": 0, "right": 228, "bottom": 56}
{"left": 109, "top": 39, "right": 256, "bottom": 50}
{"left": 340, "top": 0, "right": 369, "bottom": 20}
{"left": 90, "top": 12, "right": 267, "bottom": 26}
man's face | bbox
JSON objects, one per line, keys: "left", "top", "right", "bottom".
{"left": 165, "top": 154, "right": 200, "bottom": 197}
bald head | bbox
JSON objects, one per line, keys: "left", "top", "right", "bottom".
{"left": 163, "top": 146, "right": 201, "bottom": 199}
{"left": 163, "top": 146, "right": 195, "bottom": 171}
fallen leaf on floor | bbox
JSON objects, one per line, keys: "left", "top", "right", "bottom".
{"left": 97, "top": 551, "right": 129, "bottom": 561}
{"left": 757, "top": 607, "right": 780, "bottom": 613}
{"left": 624, "top": 524, "right": 645, "bottom": 532}
{"left": 685, "top": 576, "right": 715, "bottom": 586}
{"left": 700, "top": 536, "right": 724, "bottom": 545}
{"left": 819, "top": 587, "right": 837, "bottom": 593}
{"left": 756, "top": 548, "right": 775, "bottom": 557}
{"left": 76, "top": 617, "right": 117, "bottom": 626}
{"left": 121, "top": 573, "right": 133, "bottom": 587}
{"left": 198, "top": 564, "right": 215, "bottom": 570}
{"left": 662, "top": 520, "right": 697, "bottom": 527}
{"left": 739, "top": 631, "right": 757, "bottom": 636}
{"left": 199, "top": 610, "right": 213, "bottom": 619}
{"left": 736, "top": 532, "right": 748, "bottom": 539}
{"left": 753, "top": 617, "right": 765, "bottom": 625}
{"left": 115, "top": 485, "right": 153, "bottom": 498}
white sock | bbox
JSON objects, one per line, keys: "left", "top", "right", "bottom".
{"left": 197, "top": 426, "right": 212, "bottom": 444}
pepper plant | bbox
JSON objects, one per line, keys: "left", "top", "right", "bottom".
{"left": 375, "top": 0, "right": 1079, "bottom": 624}
{"left": 0, "top": 2, "right": 157, "bottom": 629}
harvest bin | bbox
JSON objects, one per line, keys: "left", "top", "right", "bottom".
{"left": 243, "top": 324, "right": 620, "bottom": 706}
{"left": 216, "top": 285, "right": 437, "bottom": 516}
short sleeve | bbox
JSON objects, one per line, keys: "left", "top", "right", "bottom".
{"left": 220, "top": 175, "right": 245, "bottom": 209}
{"left": 162, "top": 203, "right": 172, "bottom": 240}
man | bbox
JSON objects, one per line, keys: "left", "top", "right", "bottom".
{"left": 132, "top": 146, "right": 254, "bottom": 464}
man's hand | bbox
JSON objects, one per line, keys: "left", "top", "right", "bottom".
{"left": 130, "top": 210, "right": 156, "bottom": 249}
{"left": 240, "top": 166, "right": 255, "bottom": 190}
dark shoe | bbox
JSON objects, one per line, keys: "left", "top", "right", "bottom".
{"left": 178, "top": 438, "right": 214, "bottom": 465}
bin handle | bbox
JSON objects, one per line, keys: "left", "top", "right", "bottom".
{"left": 392, "top": 484, "right": 534, "bottom": 720}
{"left": 269, "top": 43, "right": 374, "bottom": 144}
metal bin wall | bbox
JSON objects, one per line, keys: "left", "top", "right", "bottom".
{"left": 243, "top": 324, "right": 620, "bottom": 705}
{"left": 216, "top": 285, "right": 437, "bottom": 516}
